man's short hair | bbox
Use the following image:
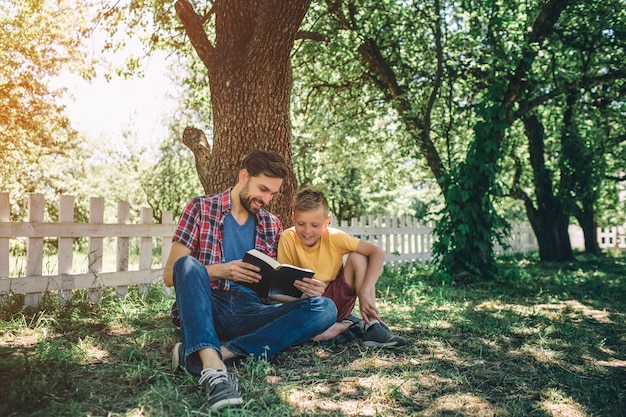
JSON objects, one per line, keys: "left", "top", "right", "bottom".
{"left": 293, "top": 187, "right": 329, "bottom": 216}
{"left": 241, "top": 150, "right": 289, "bottom": 179}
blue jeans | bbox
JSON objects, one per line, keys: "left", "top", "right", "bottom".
{"left": 173, "top": 256, "right": 337, "bottom": 376}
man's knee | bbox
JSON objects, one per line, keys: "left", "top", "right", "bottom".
{"left": 174, "top": 255, "right": 202, "bottom": 270}
{"left": 307, "top": 296, "right": 338, "bottom": 326}
{"left": 173, "top": 256, "right": 206, "bottom": 282}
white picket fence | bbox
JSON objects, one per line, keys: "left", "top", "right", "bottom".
{"left": 1, "top": 193, "right": 622, "bottom": 307}
{"left": 0, "top": 193, "right": 174, "bottom": 306}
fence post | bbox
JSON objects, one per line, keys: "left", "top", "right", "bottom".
{"left": 116, "top": 201, "right": 131, "bottom": 298}
{"left": 88, "top": 197, "right": 104, "bottom": 304}
{"left": 0, "top": 193, "right": 9, "bottom": 304}
{"left": 139, "top": 207, "right": 153, "bottom": 297}
{"left": 0, "top": 193, "right": 9, "bottom": 280}
{"left": 25, "top": 194, "right": 45, "bottom": 307}
{"left": 58, "top": 195, "right": 75, "bottom": 303}
{"left": 161, "top": 210, "right": 174, "bottom": 296}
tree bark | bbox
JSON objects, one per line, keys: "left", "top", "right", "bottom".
{"left": 575, "top": 202, "right": 601, "bottom": 255}
{"left": 528, "top": 208, "right": 574, "bottom": 261}
{"left": 523, "top": 114, "right": 574, "bottom": 261}
{"left": 175, "top": 0, "right": 311, "bottom": 226}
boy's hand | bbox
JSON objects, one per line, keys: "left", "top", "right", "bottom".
{"left": 358, "top": 290, "right": 381, "bottom": 324}
{"left": 294, "top": 277, "right": 326, "bottom": 297}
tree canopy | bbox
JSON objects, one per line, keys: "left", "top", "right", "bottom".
{"left": 1, "top": 0, "right": 92, "bottom": 218}
{"left": 3, "top": 0, "right": 625, "bottom": 280}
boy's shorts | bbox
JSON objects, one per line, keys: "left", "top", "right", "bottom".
{"left": 322, "top": 267, "right": 357, "bottom": 321}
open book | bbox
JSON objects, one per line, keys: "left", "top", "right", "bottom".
{"left": 241, "top": 249, "right": 314, "bottom": 298}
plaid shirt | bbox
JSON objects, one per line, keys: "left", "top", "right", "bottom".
{"left": 173, "top": 187, "right": 283, "bottom": 291}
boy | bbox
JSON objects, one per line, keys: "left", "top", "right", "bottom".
{"left": 278, "top": 187, "right": 406, "bottom": 347}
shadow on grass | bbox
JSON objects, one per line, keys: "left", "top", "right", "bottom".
{"left": 0, "top": 254, "right": 624, "bottom": 416}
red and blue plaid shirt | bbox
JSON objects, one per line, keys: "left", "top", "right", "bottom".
{"left": 173, "top": 187, "right": 283, "bottom": 291}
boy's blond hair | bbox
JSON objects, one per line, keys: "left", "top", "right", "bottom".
{"left": 293, "top": 187, "right": 330, "bottom": 216}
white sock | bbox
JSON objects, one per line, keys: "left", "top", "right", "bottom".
{"left": 365, "top": 319, "right": 380, "bottom": 331}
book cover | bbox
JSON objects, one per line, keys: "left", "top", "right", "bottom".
{"left": 241, "top": 249, "right": 314, "bottom": 298}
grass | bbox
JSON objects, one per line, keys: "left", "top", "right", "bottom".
{"left": 0, "top": 252, "right": 624, "bottom": 416}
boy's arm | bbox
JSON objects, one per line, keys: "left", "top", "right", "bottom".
{"left": 355, "top": 240, "right": 385, "bottom": 323}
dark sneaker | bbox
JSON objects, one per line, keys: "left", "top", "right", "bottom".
{"left": 171, "top": 342, "right": 184, "bottom": 372}
{"left": 342, "top": 313, "right": 365, "bottom": 327}
{"left": 332, "top": 320, "right": 365, "bottom": 345}
{"left": 319, "top": 314, "right": 365, "bottom": 346}
{"left": 338, "top": 314, "right": 366, "bottom": 341}
{"left": 199, "top": 368, "right": 243, "bottom": 410}
{"left": 362, "top": 322, "right": 407, "bottom": 348}
{"left": 170, "top": 302, "right": 181, "bottom": 328}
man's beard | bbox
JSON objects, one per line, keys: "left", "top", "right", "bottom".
{"left": 239, "top": 182, "right": 262, "bottom": 214}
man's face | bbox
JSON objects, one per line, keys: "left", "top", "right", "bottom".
{"left": 239, "top": 173, "right": 283, "bottom": 214}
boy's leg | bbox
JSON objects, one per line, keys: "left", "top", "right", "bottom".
{"left": 314, "top": 267, "right": 361, "bottom": 341}
{"left": 343, "top": 253, "right": 407, "bottom": 348}
{"left": 343, "top": 251, "right": 368, "bottom": 295}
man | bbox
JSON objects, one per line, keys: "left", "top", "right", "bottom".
{"left": 163, "top": 150, "right": 336, "bottom": 410}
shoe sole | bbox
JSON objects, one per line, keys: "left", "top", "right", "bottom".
{"left": 209, "top": 396, "right": 244, "bottom": 410}
{"left": 362, "top": 340, "right": 399, "bottom": 348}
{"left": 171, "top": 342, "right": 182, "bottom": 372}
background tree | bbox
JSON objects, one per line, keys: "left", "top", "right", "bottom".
{"left": 295, "top": 0, "right": 569, "bottom": 278}
{"left": 507, "top": 0, "right": 626, "bottom": 259}
{"left": 1, "top": 0, "right": 92, "bottom": 219}
{"left": 99, "top": 0, "right": 318, "bottom": 224}
{"left": 91, "top": 0, "right": 625, "bottom": 276}
{"left": 140, "top": 128, "right": 203, "bottom": 222}
{"left": 291, "top": 82, "right": 418, "bottom": 220}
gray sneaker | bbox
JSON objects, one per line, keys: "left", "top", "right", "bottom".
{"left": 362, "top": 322, "right": 407, "bottom": 348}
{"left": 171, "top": 342, "right": 184, "bottom": 372}
{"left": 199, "top": 368, "right": 243, "bottom": 410}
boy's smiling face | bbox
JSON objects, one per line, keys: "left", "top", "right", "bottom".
{"left": 292, "top": 207, "right": 330, "bottom": 247}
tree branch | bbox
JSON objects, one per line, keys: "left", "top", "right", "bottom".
{"left": 295, "top": 30, "right": 327, "bottom": 42}
{"left": 503, "top": 0, "right": 571, "bottom": 114}
{"left": 182, "top": 126, "right": 213, "bottom": 191}
{"left": 515, "top": 70, "right": 626, "bottom": 120}
{"left": 175, "top": 0, "right": 215, "bottom": 69}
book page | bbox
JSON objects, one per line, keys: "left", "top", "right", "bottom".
{"left": 245, "top": 249, "right": 280, "bottom": 270}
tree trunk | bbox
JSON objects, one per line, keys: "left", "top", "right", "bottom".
{"left": 560, "top": 91, "right": 602, "bottom": 256}
{"left": 175, "top": 0, "right": 311, "bottom": 226}
{"left": 527, "top": 204, "right": 574, "bottom": 261}
{"left": 523, "top": 113, "right": 574, "bottom": 261}
{"left": 575, "top": 201, "right": 601, "bottom": 255}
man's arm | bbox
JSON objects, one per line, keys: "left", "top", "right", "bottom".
{"left": 163, "top": 241, "right": 191, "bottom": 287}
{"left": 163, "top": 241, "right": 262, "bottom": 287}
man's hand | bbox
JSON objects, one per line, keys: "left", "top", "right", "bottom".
{"left": 209, "top": 260, "right": 261, "bottom": 283}
{"left": 294, "top": 277, "right": 326, "bottom": 297}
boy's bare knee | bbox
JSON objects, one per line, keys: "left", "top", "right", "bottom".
{"left": 346, "top": 252, "right": 368, "bottom": 267}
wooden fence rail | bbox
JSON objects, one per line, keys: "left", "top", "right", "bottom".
{"left": 0, "top": 193, "right": 175, "bottom": 306}
{"left": 2, "top": 193, "right": 623, "bottom": 307}
{"left": 330, "top": 215, "right": 436, "bottom": 264}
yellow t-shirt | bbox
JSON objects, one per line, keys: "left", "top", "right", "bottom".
{"left": 277, "top": 227, "right": 360, "bottom": 284}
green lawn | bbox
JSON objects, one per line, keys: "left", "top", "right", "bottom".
{"left": 1, "top": 253, "right": 624, "bottom": 416}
